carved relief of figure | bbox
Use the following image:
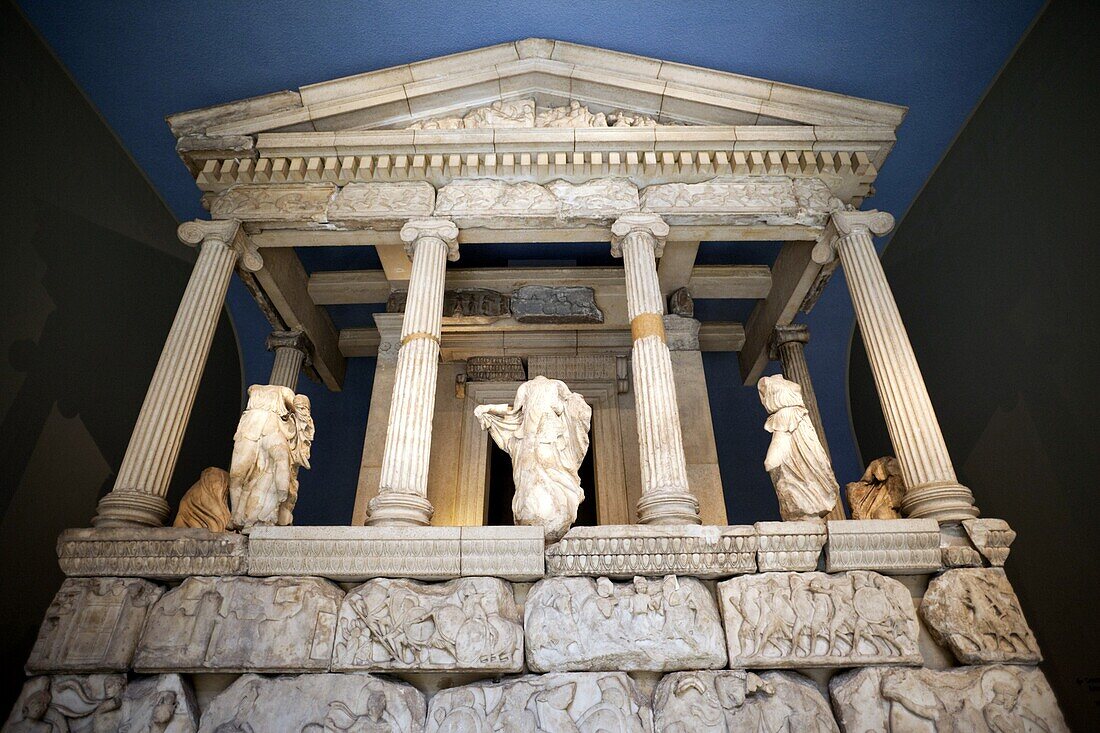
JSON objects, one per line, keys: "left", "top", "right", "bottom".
{"left": 758, "top": 375, "right": 838, "bottom": 520}
{"left": 475, "top": 376, "right": 592, "bottom": 542}
{"left": 536, "top": 100, "right": 608, "bottom": 127}
{"left": 228, "top": 385, "right": 314, "bottom": 532}
{"left": 173, "top": 466, "right": 231, "bottom": 531}
{"left": 846, "top": 456, "right": 906, "bottom": 520}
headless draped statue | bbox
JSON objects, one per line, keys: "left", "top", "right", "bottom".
{"left": 228, "top": 384, "right": 314, "bottom": 532}
{"left": 758, "top": 374, "right": 838, "bottom": 521}
{"left": 474, "top": 376, "right": 592, "bottom": 542}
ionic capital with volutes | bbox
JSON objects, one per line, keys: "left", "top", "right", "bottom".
{"left": 400, "top": 218, "right": 460, "bottom": 261}
{"left": 812, "top": 209, "right": 896, "bottom": 265}
{"left": 177, "top": 219, "right": 263, "bottom": 272}
{"left": 610, "top": 213, "right": 670, "bottom": 258}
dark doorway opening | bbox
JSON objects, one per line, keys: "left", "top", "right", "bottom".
{"left": 486, "top": 436, "right": 597, "bottom": 527}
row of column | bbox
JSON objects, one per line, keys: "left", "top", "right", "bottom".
{"left": 92, "top": 209, "right": 979, "bottom": 528}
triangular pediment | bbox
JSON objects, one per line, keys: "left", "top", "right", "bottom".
{"left": 168, "top": 38, "right": 906, "bottom": 138}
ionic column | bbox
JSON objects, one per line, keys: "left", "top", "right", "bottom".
{"left": 830, "top": 209, "right": 978, "bottom": 521}
{"left": 770, "top": 324, "right": 844, "bottom": 520}
{"left": 94, "top": 220, "right": 261, "bottom": 527}
{"left": 611, "top": 214, "right": 700, "bottom": 525}
{"left": 266, "top": 330, "right": 311, "bottom": 390}
{"left": 367, "top": 218, "right": 459, "bottom": 526}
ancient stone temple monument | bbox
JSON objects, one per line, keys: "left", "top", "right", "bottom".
{"left": 6, "top": 39, "right": 1066, "bottom": 731}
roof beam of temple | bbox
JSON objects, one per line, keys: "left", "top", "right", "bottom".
{"left": 307, "top": 265, "right": 772, "bottom": 305}
{"left": 738, "top": 241, "right": 823, "bottom": 385}
{"left": 252, "top": 248, "right": 346, "bottom": 390}
{"left": 657, "top": 241, "right": 700, "bottom": 296}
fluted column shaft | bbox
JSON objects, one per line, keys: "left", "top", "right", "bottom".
{"left": 368, "top": 218, "right": 459, "bottom": 526}
{"left": 612, "top": 214, "right": 700, "bottom": 525}
{"left": 833, "top": 210, "right": 978, "bottom": 521}
{"left": 266, "top": 330, "right": 310, "bottom": 390}
{"left": 94, "top": 220, "right": 258, "bottom": 527}
{"left": 772, "top": 324, "right": 845, "bottom": 520}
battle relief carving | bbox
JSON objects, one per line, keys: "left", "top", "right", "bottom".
{"left": 133, "top": 576, "right": 343, "bottom": 673}
{"left": 26, "top": 578, "right": 164, "bottom": 674}
{"left": 197, "top": 673, "right": 425, "bottom": 733}
{"left": 406, "top": 98, "right": 660, "bottom": 129}
{"left": 717, "top": 571, "right": 922, "bottom": 668}
{"left": 333, "top": 577, "right": 523, "bottom": 673}
{"left": 653, "top": 671, "right": 838, "bottom": 733}
{"left": 228, "top": 385, "right": 314, "bottom": 533}
{"left": 475, "top": 376, "right": 593, "bottom": 543}
{"left": 830, "top": 665, "right": 1068, "bottom": 733}
{"left": 639, "top": 175, "right": 836, "bottom": 227}
{"left": 426, "top": 672, "right": 652, "bottom": 733}
{"left": 435, "top": 178, "right": 638, "bottom": 227}
{"left": 921, "top": 568, "right": 1041, "bottom": 664}
{"left": 4, "top": 675, "right": 128, "bottom": 733}
{"left": 524, "top": 575, "right": 727, "bottom": 672}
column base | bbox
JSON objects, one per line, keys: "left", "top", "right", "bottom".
{"left": 901, "top": 481, "right": 980, "bottom": 522}
{"left": 636, "top": 490, "right": 701, "bottom": 525}
{"left": 92, "top": 490, "right": 170, "bottom": 528}
{"left": 365, "top": 491, "right": 434, "bottom": 527}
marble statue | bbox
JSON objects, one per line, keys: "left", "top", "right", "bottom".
{"left": 474, "top": 376, "right": 592, "bottom": 542}
{"left": 758, "top": 374, "right": 839, "bottom": 520}
{"left": 653, "top": 671, "right": 838, "bottom": 733}
{"left": 830, "top": 665, "right": 1068, "bottom": 732}
{"left": 524, "top": 575, "right": 727, "bottom": 672}
{"left": 846, "top": 456, "right": 906, "bottom": 520}
{"left": 228, "top": 385, "right": 314, "bottom": 532}
{"left": 4, "top": 675, "right": 126, "bottom": 733}
{"left": 717, "top": 571, "right": 921, "bottom": 668}
{"left": 333, "top": 577, "right": 524, "bottom": 672}
{"left": 173, "top": 467, "right": 231, "bottom": 532}
{"left": 426, "top": 672, "right": 651, "bottom": 732}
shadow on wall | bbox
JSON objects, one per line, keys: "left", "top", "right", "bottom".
{"left": 849, "top": 2, "right": 1100, "bottom": 727}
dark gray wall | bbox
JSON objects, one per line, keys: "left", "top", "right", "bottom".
{"left": 849, "top": 1, "right": 1099, "bottom": 727}
{"left": 0, "top": 2, "right": 242, "bottom": 708}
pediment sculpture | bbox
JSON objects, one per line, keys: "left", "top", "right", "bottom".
{"left": 407, "top": 98, "right": 662, "bottom": 129}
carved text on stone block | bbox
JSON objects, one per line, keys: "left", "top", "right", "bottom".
{"left": 26, "top": 577, "right": 164, "bottom": 674}
{"left": 333, "top": 577, "right": 523, "bottom": 672}
{"left": 465, "top": 356, "right": 526, "bottom": 382}
{"left": 525, "top": 575, "right": 727, "bottom": 672}
{"left": 718, "top": 571, "right": 922, "bottom": 668}
{"left": 528, "top": 355, "right": 617, "bottom": 383}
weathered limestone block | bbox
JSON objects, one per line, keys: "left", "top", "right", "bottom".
{"left": 755, "top": 520, "right": 826, "bottom": 572}
{"left": 426, "top": 672, "right": 651, "bottom": 732}
{"left": 26, "top": 577, "right": 164, "bottom": 673}
{"left": 198, "top": 673, "right": 425, "bottom": 733}
{"left": 717, "top": 571, "right": 922, "bottom": 668}
{"left": 940, "top": 523, "right": 985, "bottom": 568}
{"left": 639, "top": 176, "right": 833, "bottom": 227}
{"left": 333, "top": 577, "right": 523, "bottom": 672}
{"left": 459, "top": 525, "right": 546, "bottom": 580}
{"left": 525, "top": 575, "right": 727, "bottom": 672}
{"left": 328, "top": 181, "right": 437, "bottom": 225}
{"left": 547, "top": 178, "right": 640, "bottom": 219}
{"left": 921, "top": 568, "right": 1041, "bottom": 664}
{"left": 511, "top": 285, "right": 604, "bottom": 323}
{"left": 57, "top": 527, "right": 247, "bottom": 580}
{"left": 963, "top": 518, "right": 1016, "bottom": 566}
{"left": 825, "top": 518, "right": 941, "bottom": 574}
{"left": 829, "top": 665, "right": 1068, "bottom": 732}
{"left": 134, "top": 575, "right": 342, "bottom": 672}
{"left": 546, "top": 525, "right": 756, "bottom": 579}
{"left": 653, "top": 671, "right": 837, "bottom": 733}
{"left": 120, "top": 674, "right": 199, "bottom": 733}
{"left": 4, "top": 675, "right": 127, "bottom": 733}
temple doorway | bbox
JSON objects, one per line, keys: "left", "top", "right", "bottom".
{"left": 485, "top": 441, "right": 597, "bottom": 528}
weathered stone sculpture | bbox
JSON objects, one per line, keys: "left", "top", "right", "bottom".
{"left": 963, "top": 518, "right": 1017, "bottom": 566}
{"left": 197, "top": 673, "right": 425, "bottom": 733}
{"left": 475, "top": 376, "right": 592, "bottom": 542}
{"left": 26, "top": 578, "right": 164, "bottom": 673}
{"left": 426, "top": 672, "right": 651, "bottom": 732}
{"left": 653, "top": 671, "right": 838, "bottom": 733}
{"left": 846, "top": 456, "right": 906, "bottom": 520}
{"left": 228, "top": 384, "right": 314, "bottom": 532}
{"left": 525, "top": 575, "right": 727, "bottom": 672}
{"left": 921, "top": 568, "right": 1041, "bottom": 664}
{"left": 407, "top": 98, "right": 659, "bottom": 130}
{"left": 511, "top": 285, "right": 604, "bottom": 324}
{"left": 830, "top": 665, "right": 1068, "bottom": 732}
{"left": 173, "top": 467, "right": 231, "bottom": 532}
{"left": 758, "top": 374, "right": 839, "bottom": 520}
{"left": 119, "top": 674, "right": 198, "bottom": 733}
{"left": 333, "top": 577, "right": 523, "bottom": 672}
{"left": 718, "top": 571, "right": 921, "bottom": 668}
{"left": 5, "top": 675, "right": 127, "bottom": 732}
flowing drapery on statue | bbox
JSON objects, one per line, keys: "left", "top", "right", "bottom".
{"left": 474, "top": 376, "right": 592, "bottom": 542}
{"left": 758, "top": 374, "right": 839, "bottom": 521}
{"left": 228, "top": 384, "right": 314, "bottom": 532}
